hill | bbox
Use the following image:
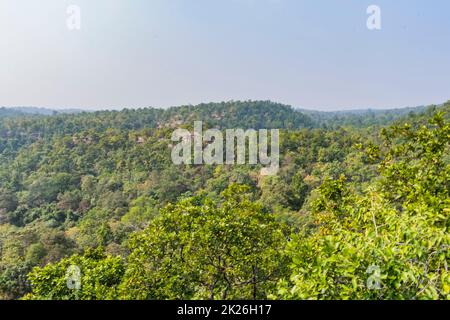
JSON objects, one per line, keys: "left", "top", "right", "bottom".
{"left": 0, "top": 100, "right": 448, "bottom": 300}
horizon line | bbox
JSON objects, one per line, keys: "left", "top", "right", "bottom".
{"left": 1, "top": 99, "right": 448, "bottom": 114}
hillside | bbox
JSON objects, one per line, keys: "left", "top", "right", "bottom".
{"left": 0, "top": 100, "right": 448, "bottom": 300}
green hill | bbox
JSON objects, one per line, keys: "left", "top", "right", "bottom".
{"left": 0, "top": 100, "right": 448, "bottom": 300}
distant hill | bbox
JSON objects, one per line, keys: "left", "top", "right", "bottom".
{"left": 0, "top": 107, "right": 85, "bottom": 117}
{"left": 0, "top": 99, "right": 448, "bottom": 300}
{"left": 0, "top": 101, "right": 314, "bottom": 138}
{"left": 2, "top": 100, "right": 443, "bottom": 129}
{"left": 298, "top": 105, "right": 436, "bottom": 128}
{"left": 0, "top": 100, "right": 446, "bottom": 165}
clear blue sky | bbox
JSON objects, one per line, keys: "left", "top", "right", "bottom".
{"left": 1, "top": 0, "right": 449, "bottom": 110}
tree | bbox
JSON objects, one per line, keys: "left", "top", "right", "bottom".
{"left": 0, "top": 188, "right": 18, "bottom": 224}
{"left": 25, "top": 248, "right": 125, "bottom": 300}
{"left": 120, "top": 184, "right": 288, "bottom": 300}
{"left": 0, "top": 263, "right": 32, "bottom": 300}
{"left": 276, "top": 112, "right": 450, "bottom": 299}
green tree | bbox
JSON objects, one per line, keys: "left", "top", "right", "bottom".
{"left": 276, "top": 112, "right": 450, "bottom": 300}
{"left": 121, "top": 185, "right": 288, "bottom": 300}
{"left": 25, "top": 248, "right": 125, "bottom": 300}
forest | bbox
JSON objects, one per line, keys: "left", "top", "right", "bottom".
{"left": 0, "top": 100, "right": 448, "bottom": 300}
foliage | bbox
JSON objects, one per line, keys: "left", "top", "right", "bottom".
{"left": 0, "top": 100, "right": 448, "bottom": 300}
{"left": 121, "top": 185, "right": 288, "bottom": 300}
{"left": 275, "top": 111, "right": 450, "bottom": 299}
{"left": 24, "top": 248, "right": 125, "bottom": 300}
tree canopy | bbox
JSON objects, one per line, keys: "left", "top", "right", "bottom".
{"left": 0, "top": 100, "right": 448, "bottom": 300}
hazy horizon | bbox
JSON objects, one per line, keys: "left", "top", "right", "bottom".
{"left": 1, "top": 0, "right": 450, "bottom": 111}
{"left": 3, "top": 98, "right": 447, "bottom": 113}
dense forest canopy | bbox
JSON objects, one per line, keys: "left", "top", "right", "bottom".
{"left": 0, "top": 100, "right": 448, "bottom": 300}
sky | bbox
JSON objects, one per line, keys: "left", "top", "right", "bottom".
{"left": 0, "top": 0, "right": 449, "bottom": 111}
